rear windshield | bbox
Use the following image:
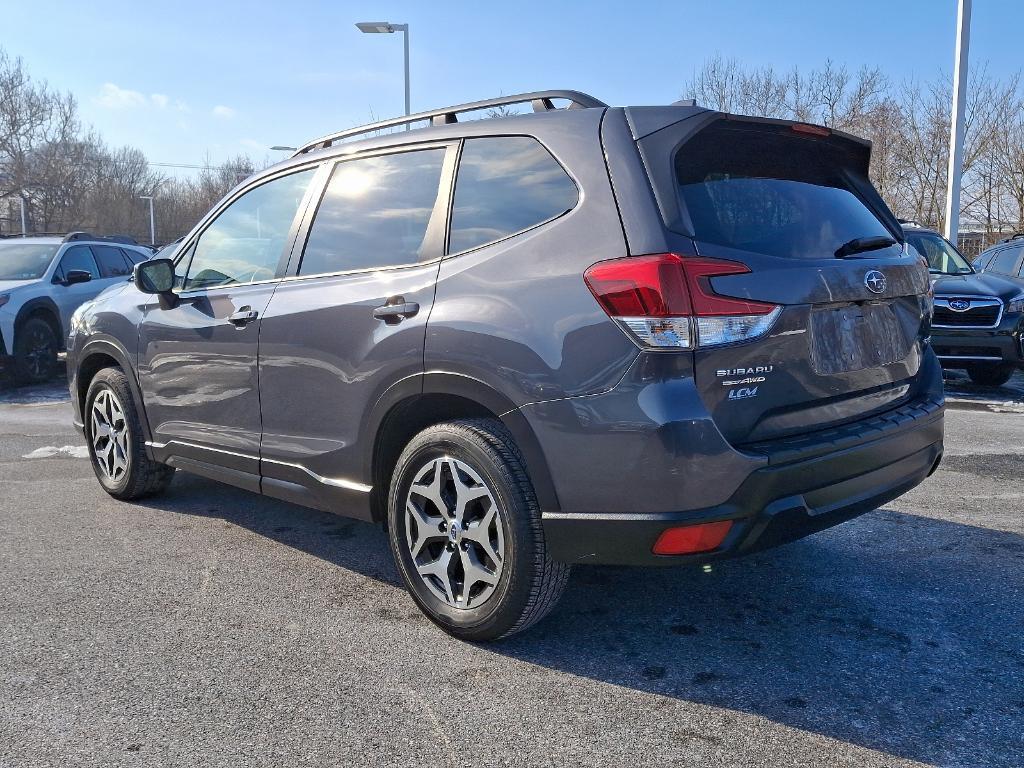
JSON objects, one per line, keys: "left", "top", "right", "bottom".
{"left": 0, "top": 242, "right": 59, "bottom": 280}
{"left": 675, "top": 123, "right": 895, "bottom": 260}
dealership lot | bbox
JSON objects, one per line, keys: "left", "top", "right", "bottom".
{"left": 1, "top": 378, "right": 1022, "bottom": 768}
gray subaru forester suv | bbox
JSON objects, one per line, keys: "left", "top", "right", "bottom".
{"left": 68, "top": 91, "right": 944, "bottom": 640}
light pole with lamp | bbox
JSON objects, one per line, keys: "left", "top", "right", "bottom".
{"left": 356, "top": 21, "right": 410, "bottom": 128}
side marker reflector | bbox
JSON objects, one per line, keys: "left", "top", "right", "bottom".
{"left": 652, "top": 520, "right": 733, "bottom": 555}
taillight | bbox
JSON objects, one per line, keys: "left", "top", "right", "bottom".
{"left": 584, "top": 253, "right": 781, "bottom": 350}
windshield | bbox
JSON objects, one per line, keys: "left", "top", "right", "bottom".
{"left": 905, "top": 231, "right": 972, "bottom": 275}
{"left": 675, "top": 123, "right": 897, "bottom": 259}
{"left": 0, "top": 242, "right": 60, "bottom": 280}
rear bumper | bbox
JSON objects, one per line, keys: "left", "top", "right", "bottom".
{"left": 931, "top": 313, "right": 1024, "bottom": 368}
{"left": 543, "top": 394, "right": 943, "bottom": 564}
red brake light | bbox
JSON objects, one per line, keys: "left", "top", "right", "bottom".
{"left": 583, "top": 253, "right": 691, "bottom": 317}
{"left": 584, "top": 253, "right": 782, "bottom": 349}
{"left": 584, "top": 254, "right": 777, "bottom": 318}
{"left": 652, "top": 520, "right": 733, "bottom": 555}
{"left": 681, "top": 258, "right": 778, "bottom": 317}
{"left": 791, "top": 123, "right": 831, "bottom": 137}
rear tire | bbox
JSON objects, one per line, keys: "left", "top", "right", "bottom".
{"left": 85, "top": 367, "right": 175, "bottom": 500}
{"left": 966, "top": 363, "right": 1014, "bottom": 387}
{"left": 387, "top": 418, "right": 570, "bottom": 641}
{"left": 13, "top": 317, "right": 58, "bottom": 385}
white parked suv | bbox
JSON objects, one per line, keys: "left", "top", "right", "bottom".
{"left": 0, "top": 233, "right": 153, "bottom": 384}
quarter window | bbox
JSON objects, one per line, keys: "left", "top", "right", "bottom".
{"left": 56, "top": 246, "right": 100, "bottom": 281}
{"left": 988, "top": 246, "right": 1022, "bottom": 276}
{"left": 299, "top": 148, "right": 447, "bottom": 275}
{"left": 449, "top": 136, "right": 578, "bottom": 254}
{"left": 184, "top": 168, "right": 316, "bottom": 290}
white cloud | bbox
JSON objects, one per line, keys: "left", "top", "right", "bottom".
{"left": 96, "top": 83, "right": 148, "bottom": 109}
{"left": 96, "top": 84, "right": 182, "bottom": 112}
{"left": 212, "top": 105, "right": 236, "bottom": 119}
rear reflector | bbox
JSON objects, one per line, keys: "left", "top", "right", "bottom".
{"left": 652, "top": 520, "right": 733, "bottom": 555}
{"left": 584, "top": 254, "right": 780, "bottom": 349}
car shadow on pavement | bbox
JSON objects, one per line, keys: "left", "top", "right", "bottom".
{"left": 144, "top": 474, "right": 1024, "bottom": 767}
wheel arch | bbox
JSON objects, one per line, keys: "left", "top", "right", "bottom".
{"left": 14, "top": 297, "right": 63, "bottom": 350}
{"left": 75, "top": 339, "right": 154, "bottom": 447}
{"left": 365, "top": 371, "right": 560, "bottom": 523}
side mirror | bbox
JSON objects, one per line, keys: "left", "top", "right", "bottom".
{"left": 134, "top": 258, "right": 175, "bottom": 295}
{"left": 64, "top": 269, "right": 92, "bottom": 286}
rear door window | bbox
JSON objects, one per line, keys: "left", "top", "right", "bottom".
{"left": 449, "top": 136, "right": 578, "bottom": 254}
{"left": 93, "top": 244, "right": 133, "bottom": 278}
{"left": 675, "top": 123, "right": 896, "bottom": 260}
{"left": 298, "top": 148, "right": 447, "bottom": 275}
{"left": 56, "top": 246, "right": 100, "bottom": 281}
{"left": 988, "top": 246, "right": 1022, "bottom": 275}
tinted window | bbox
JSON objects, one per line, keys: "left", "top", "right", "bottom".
{"left": 973, "top": 251, "right": 993, "bottom": 270}
{"left": 0, "top": 242, "right": 59, "bottom": 280}
{"left": 122, "top": 248, "right": 148, "bottom": 265}
{"left": 676, "top": 123, "right": 896, "bottom": 260}
{"left": 905, "top": 232, "right": 971, "bottom": 275}
{"left": 93, "top": 244, "right": 133, "bottom": 277}
{"left": 988, "top": 246, "right": 1021, "bottom": 275}
{"left": 449, "top": 136, "right": 578, "bottom": 253}
{"left": 57, "top": 246, "right": 100, "bottom": 280}
{"left": 185, "top": 168, "right": 315, "bottom": 290}
{"left": 299, "top": 148, "right": 446, "bottom": 275}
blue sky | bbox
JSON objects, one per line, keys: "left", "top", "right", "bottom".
{"left": 5, "top": 0, "right": 1022, "bottom": 175}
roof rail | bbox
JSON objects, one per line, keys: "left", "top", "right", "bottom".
{"left": 0, "top": 231, "right": 68, "bottom": 239}
{"left": 293, "top": 90, "right": 608, "bottom": 156}
{"left": 62, "top": 232, "right": 139, "bottom": 245}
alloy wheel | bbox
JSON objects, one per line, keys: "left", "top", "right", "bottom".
{"left": 90, "top": 389, "right": 130, "bottom": 482}
{"left": 24, "top": 325, "right": 55, "bottom": 379}
{"left": 404, "top": 457, "right": 504, "bottom": 609}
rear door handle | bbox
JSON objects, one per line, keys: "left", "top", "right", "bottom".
{"left": 228, "top": 306, "right": 259, "bottom": 327}
{"left": 372, "top": 297, "right": 419, "bottom": 325}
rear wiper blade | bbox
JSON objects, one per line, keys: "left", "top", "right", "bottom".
{"left": 834, "top": 236, "right": 897, "bottom": 258}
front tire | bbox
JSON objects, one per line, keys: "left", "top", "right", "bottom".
{"left": 85, "top": 367, "right": 174, "bottom": 500}
{"left": 966, "top": 363, "right": 1015, "bottom": 387}
{"left": 13, "top": 317, "right": 58, "bottom": 385}
{"left": 387, "top": 419, "right": 570, "bottom": 641}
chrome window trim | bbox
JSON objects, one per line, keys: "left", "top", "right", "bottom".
{"left": 932, "top": 295, "right": 1003, "bottom": 329}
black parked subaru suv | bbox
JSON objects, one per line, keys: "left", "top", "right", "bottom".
{"left": 68, "top": 91, "right": 944, "bottom": 640}
{"left": 905, "top": 223, "right": 1024, "bottom": 386}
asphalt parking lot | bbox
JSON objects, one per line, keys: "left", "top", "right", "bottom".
{"left": 1, "top": 373, "right": 1022, "bottom": 768}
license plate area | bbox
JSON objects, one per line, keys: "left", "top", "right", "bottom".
{"left": 809, "top": 302, "right": 910, "bottom": 375}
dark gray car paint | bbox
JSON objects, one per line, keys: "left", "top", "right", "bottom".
{"left": 67, "top": 100, "right": 943, "bottom": 563}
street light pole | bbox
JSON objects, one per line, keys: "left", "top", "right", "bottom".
{"left": 139, "top": 196, "right": 155, "bottom": 245}
{"left": 356, "top": 21, "right": 411, "bottom": 128}
{"left": 943, "top": 0, "right": 972, "bottom": 245}
{"left": 19, "top": 195, "right": 26, "bottom": 235}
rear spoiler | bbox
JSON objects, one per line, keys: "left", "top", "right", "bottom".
{"left": 623, "top": 106, "right": 903, "bottom": 244}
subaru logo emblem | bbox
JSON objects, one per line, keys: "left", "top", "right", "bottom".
{"left": 948, "top": 298, "right": 971, "bottom": 312}
{"left": 864, "top": 270, "right": 887, "bottom": 294}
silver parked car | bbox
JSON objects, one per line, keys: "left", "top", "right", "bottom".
{"left": 0, "top": 233, "right": 152, "bottom": 383}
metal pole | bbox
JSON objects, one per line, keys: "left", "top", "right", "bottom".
{"left": 148, "top": 197, "right": 156, "bottom": 245}
{"left": 943, "top": 0, "right": 972, "bottom": 245}
{"left": 402, "top": 25, "right": 411, "bottom": 128}
{"left": 19, "top": 195, "right": 26, "bottom": 234}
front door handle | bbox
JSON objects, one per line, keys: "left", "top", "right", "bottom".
{"left": 372, "top": 297, "right": 420, "bottom": 325}
{"left": 228, "top": 306, "right": 259, "bottom": 327}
